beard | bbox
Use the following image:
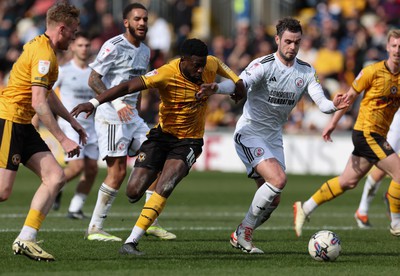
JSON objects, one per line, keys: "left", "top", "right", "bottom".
{"left": 128, "top": 25, "right": 147, "bottom": 42}
{"left": 278, "top": 49, "right": 296, "bottom": 63}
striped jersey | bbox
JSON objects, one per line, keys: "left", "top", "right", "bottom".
{"left": 141, "top": 56, "right": 240, "bottom": 139}
{"left": 89, "top": 34, "right": 150, "bottom": 124}
{"left": 352, "top": 60, "right": 400, "bottom": 136}
{"left": 236, "top": 53, "right": 326, "bottom": 141}
{"left": 0, "top": 34, "right": 58, "bottom": 124}
{"left": 53, "top": 60, "right": 95, "bottom": 128}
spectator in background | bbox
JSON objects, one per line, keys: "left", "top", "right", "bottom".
{"left": 147, "top": 11, "right": 172, "bottom": 69}
{"left": 313, "top": 36, "right": 344, "bottom": 79}
{"left": 297, "top": 35, "right": 317, "bottom": 65}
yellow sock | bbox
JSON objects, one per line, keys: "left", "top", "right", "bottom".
{"left": 135, "top": 192, "right": 166, "bottom": 230}
{"left": 388, "top": 181, "right": 400, "bottom": 213}
{"left": 311, "top": 176, "right": 344, "bottom": 205}
{"left": 24, "top": 209, "right": 45, "bottom": 230}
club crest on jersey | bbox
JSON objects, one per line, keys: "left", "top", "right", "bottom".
{"left": 12, "top": 154, "right": 21, "bottom": 166}
{"left": 295, "top": 77, "right": 304, "bottom": 88}
{"left": 390, "top": 86, "right": 398, "bottom": 94}
{"left": 117, "top": 142, "right": 126, "bottom": 151}
{"left": 38, "top": 60, "right": 50, "bottom": 75}
{"left": 137, "top": 152, "right": 146, "bottom": 162}
{"left": 383, "top": 141, "right": 392, "bottom": 150}
{"left": 254, "top": 147, "right": 264, "bottom": 157}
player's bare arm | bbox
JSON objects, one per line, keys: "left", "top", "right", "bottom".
{"left": 48, "top": 90, "right": 87, "bottom": 145}
{"left": 71, "top": 77, "right": 145, "bottom": 118}
{"left": 88, "top": 70, "right": 107, "bottom": 95}
{"left": 32, "top": 86, "right": 81, "bottom": 157}
{"left": 322, "top": 87, "right": 358, "bottom": 142}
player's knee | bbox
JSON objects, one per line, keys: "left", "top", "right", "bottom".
{"left": 0, "top": 190, "right": 11, "bottom": 202}
{"left": 126, "top": 185, "right": 145, "bottom": 203}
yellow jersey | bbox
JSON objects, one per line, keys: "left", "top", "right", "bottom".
{"left": 352, "top": 60, "right": 400, "bottom": 136}
{"left": 141, "top": 56, "right": 240, "bottom": 139}
{"left": 0, "top": 34, "right": 58, "bottom": 124}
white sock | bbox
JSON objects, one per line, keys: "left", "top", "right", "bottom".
{"left": 125, "top": 225, "right": 146, "bottom": 244}
{"left": 391, "top": 214, "right": 400, "bottom": 229}
{"left": 242, "top": 182, "right": 281, "bottom": 228}
{"left": 18, "top": 226, "right": 37, "bottom": 241}
{"left": 68, "top": 193, "right": 87, "bottom": 213}
{"left": 88, "top": 183, "right": 118, "bottom": 230}
{"left": 302, "top": 198, "right": 318, "bottom": 216}
{"left": 145, "top": 190, "right": 159, "bottom": 226}
{"left": 254, "top": 204, "right": 277, "bottom": 229}
{"left": 358, "top": 174, "right": 382, "bottom": 215}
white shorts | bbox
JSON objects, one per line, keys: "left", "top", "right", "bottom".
{"left": 234, "top": 132, "right": 285, "bottom": 178}
{"left": 95, "top": 118, "right": 149, "bottom": 160}
{"left": 388, "top": 110, "right": 400, "bottom": 153}
{"left": 59, "top": 118, "right": 99, "bottom": 161}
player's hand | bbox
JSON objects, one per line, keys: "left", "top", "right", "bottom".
{"left": 116, "top": 104, "right": 134, "bottom": 122}
{"left": 333, "top": 93, "right": 350, "bottom": 110}
{"left": 70, "top": 118, "right": 87, "bottom": 145}
{"left": 231, "top": 80, "right": 246, "bottom": 103}
{"left": 60, "top": 138, "right": 81, "bottom": 158}
{"left": 322, "top": 123, "right": 335, "bottom": 142}
{"left": 196, "top": 83, "right": 218, "bottom": 99}
{"left": 71, "top": 102, "right": 95, "bottom": 118}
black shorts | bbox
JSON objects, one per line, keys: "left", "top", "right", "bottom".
{"left": 134, "top": 125, "right": 203, "bottom": 174}
{"left": 352, "top": 130, "right": 395, "bottom": 163}
{"left": 0, "top": 118, "right": 50, "bottom": 171}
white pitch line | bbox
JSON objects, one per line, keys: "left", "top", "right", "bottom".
{"left": 0, "top": 212, "right": 389, "bottom": 219}
{"left": 0, "top": 225, "right": 391, "bottom": 233}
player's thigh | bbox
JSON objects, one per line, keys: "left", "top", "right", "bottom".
{"left": 376, "top": 153, "right": 400, "bottom": 183}
{"left": 0, "top": 168, "right": 17, "bottom": 200}
{"left": 25, "top": 151, "right": 64, "bottom": 186}
{"left": 340, "top": 154, "right": 372, "bottom": 188}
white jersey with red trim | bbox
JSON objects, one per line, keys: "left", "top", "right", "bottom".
{"left": 236, "top": 52, "right": 325, "bottom": 140}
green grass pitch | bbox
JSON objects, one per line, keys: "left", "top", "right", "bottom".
{"left": 0, "top": 167, "right": 399, "bottom": 275}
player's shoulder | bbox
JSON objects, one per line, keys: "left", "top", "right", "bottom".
{"left": 295, "top": 58, "right": 312, "bottom": 68}
{"left": 101, "top": 34, "right": 125, "bottom": 51}
{"left": 258, "top": 54, "right": 275, "bottom": 64}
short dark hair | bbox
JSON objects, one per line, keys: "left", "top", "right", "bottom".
{"left": 123, "top": 3, "right": 147, "bottom": 19}
{"left": 276, "top": 17, "right": 302, "bottom": 37}
{"left": 75, "top": 31, "right": 90, "bottom": 40}
{"left": 180, "top": 38, "right": 208, "bottom": 57}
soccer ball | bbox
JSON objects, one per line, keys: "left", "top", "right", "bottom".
{"left": 308, "top": 230, "right": 341, "bottom": 261}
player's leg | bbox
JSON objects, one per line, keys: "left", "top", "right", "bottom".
{"left": 129, "top": 121, "right": 176, "bottom": 240}
{"left": 0, "top": 169, "right": 17, "bottom": 202}
{"left": 85, "top": 156, "right": 125, "bottom": 241}
{"left": 120, "top": 136, "right": 200, "bottom": 255}
{"left": 145, "top": 179, "right": 177, "bottom": 240}
{"left": 355, "top": 167, "right": 386, "bottom": 228}
{"left": 230, "top": 134, "right": 284, "bottom": 253}
{"left": 67, "top": 157, "right": 98, "bottom": 219}
{"left": 376, "top": 153, "right": 400, "bottom": 236}
{"left": 57, "top": 158, "right": 84, "bottom": 212}
{"left": 294, "top": 154, "right": 372, "bottom": 237}
{"left": 121, "top": 158, "right": 187, "bottom": 255}
{"left": 13, "top": 151, "right": 65, "bottom": 261}
{"left": 85, "top": 122, "right": 128, "bottom": 241}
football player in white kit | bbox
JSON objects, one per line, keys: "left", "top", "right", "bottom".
{"left": 85, "top": 3, "right": 175, "bottom": 241}
{"left": 354, "top": 109, "right": 400, "bottom": 228}
{"left": 54, "top": 32, "right": 99, "bottom": 220}
{"left": 228, "top": 17, "right": 349, "bottom": 253}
